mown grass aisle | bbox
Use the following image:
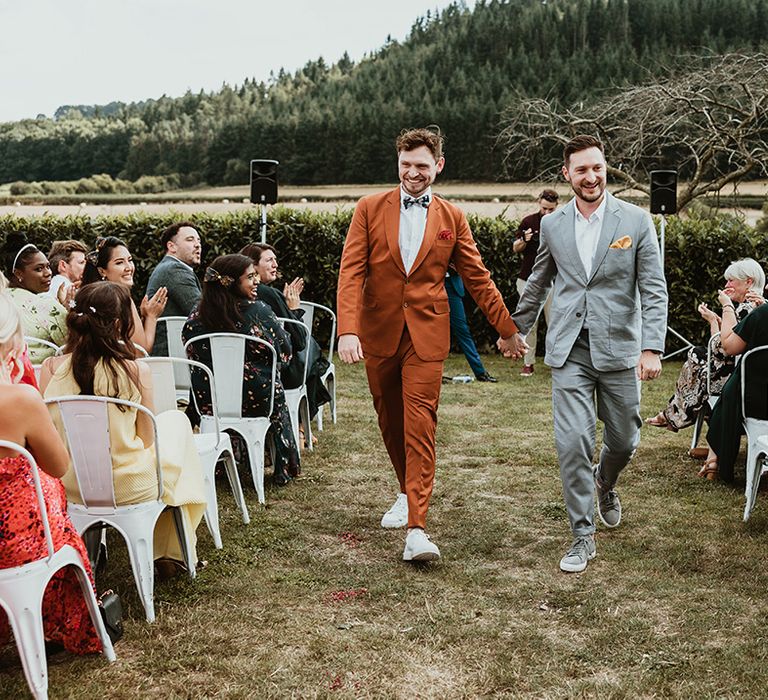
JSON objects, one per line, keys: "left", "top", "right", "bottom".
{"left": 2, "top": 355, "right": 767, "bottom": 698}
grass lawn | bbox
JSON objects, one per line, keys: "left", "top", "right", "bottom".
{"left": 2, "top": 354, "right": 767, "bottom": 698}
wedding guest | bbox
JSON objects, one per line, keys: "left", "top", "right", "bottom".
{"left": 46, "top": 239, "right": 88, "bottom": 304}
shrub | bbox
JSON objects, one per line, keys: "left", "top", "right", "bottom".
{"left": 0, "top": 209, "right": 764, "bottom": 351}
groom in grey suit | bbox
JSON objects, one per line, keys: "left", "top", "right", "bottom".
{"left": 505, "top": 135, "right": 668, "bottom": 573}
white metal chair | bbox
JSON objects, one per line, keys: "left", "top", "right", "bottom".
{"left": 44, "top": 395, "right": 197, "bottom": 623}
{"left": 299, "top": 301, "right": 337, "bottom": 430}
{"left": 24, "top": 337, "right": 62, "bottom": 382}
{"left": 184, "top": 333, "right": 277, "bottom": 505}
{"left": 741, "top": 345, "right": 768, "bottom": 521}
{"left": 139, "top": 356, "right": 250, "bottom": 549}
{"left": 279, "top": 317, "right": 313, "bottom": 452}
{"left": 156, "top": 316, "right": 191, "bottom": 402}
{"left": 690, "top": 332, "right": 722, "bottom": 452}
{"left": 0, "top": 440, "right": 116, "bottom": 699}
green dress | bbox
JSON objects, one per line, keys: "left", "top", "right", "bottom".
{"left": 707, "top": 304, "right": 768, "bottom": 482}
{"left": 8, "top": 287, "right": 68, "bottom": 362}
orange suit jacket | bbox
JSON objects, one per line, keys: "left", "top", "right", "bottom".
{"left": 337, "top": 188, "right": 518, "bottom": 361}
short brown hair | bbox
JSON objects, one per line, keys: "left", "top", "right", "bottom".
{"left": 563, "top": 135, "right": 604, "bottom": 166}
{"left": 396, "top": 127, "right": 444, "bottom": 161}
{"left": 539, "top": 189, "right": 559, "bottom": 203}
{"left": 47, "top": 239, "right": 88, "bottom": 274}
{"left": 239, "top": 242, "right": 276, "bottom": 264}
{"left": 161, "top": 221, "right": 199, "bottom": 250}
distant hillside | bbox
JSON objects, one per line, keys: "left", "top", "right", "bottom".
{"left": 2, "top": 0, "right": 767, "bottom": 185}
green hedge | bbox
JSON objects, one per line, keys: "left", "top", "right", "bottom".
{"left": 1, "top": 207, "right": 766, "bottom": 353}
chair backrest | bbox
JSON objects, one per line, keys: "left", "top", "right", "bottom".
{"left": 117, "top": 340, "right": 149, "bottom": 358}
{"left": 298, "top": 301, "right": 337, "bottom": 363}
{"left": 183, "top": 333, "right": 277, "bottom": 419}
{"left": 44, "top": 395, "right": 162, "bottom": 507}
{"left": 279, "top": 317, "right": 310, "bottom": 386}
{"left": 741, "top": 344, "right": 768, "bottom": 421}
{"left": 157, "top": 317, "right": 191, "bottom": 389}
{"left": 24, "top": 336, "right": 62, "bottom": 355}
{"left": 706, "top": 332, "right": 721, "bottom": 398}
{"left": 0, "top": 440, "right": 54, "bottom": 559}
{"left": 138, "top": 356, "right": 223, "bottom": 442}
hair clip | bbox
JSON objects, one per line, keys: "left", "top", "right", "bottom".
{"left": 68, "top": 298, "right": 76, "bottom": 309}
{"left": 204, "top": 267, "right": 234, "bottom": 287}
{"left": 86, "top": 250, "right": 100, "bottom": 265}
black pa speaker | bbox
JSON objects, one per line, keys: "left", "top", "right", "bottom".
{"left": 649, "top": 170, "right": 677, "bottom": 215}
{"left": 250, "top": 159, "right": 279, "bottom": 204}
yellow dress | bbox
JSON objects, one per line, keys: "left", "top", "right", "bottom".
{"left": 44, "top": 357, "right": 207, "bottom": 563}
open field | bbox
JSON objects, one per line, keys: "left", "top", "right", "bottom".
{"left": 3, "top": 355, "right": 768, "bottom": 698}
{"left": 0, "top": 181, "right": 765, "bottom": 225}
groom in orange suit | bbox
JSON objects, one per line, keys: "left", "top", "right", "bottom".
{"left": 337, "top": 127, "right": 518, "bottom": 561}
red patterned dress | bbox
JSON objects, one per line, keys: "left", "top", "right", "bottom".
{"left": 0, "top": 454, "right": 101, "bottom": 654}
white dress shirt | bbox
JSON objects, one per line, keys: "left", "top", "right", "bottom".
{"left": 573, "top": 196, "right": 607, "bottom": 279}
{"left": 399, "top": 186, "right": 431, "bottom": 274}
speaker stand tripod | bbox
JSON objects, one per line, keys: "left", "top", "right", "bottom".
{"left": 258, "top": 201, "right": 268, "bottom": 244}
{"left": 658, "top": 213, "right": 694, "bottom": 360}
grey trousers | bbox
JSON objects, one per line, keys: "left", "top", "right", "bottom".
{"left": 550, "top": 332, "right": 642, "bottom": 537}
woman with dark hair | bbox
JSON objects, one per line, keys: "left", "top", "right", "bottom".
{"left": 182, "top": 254, "right": 300, "bottom": 485}
{"left": 82, "top": 236, "right": 168, "bottom": 353}
{"left": 240, "top": 242, "right": 331, "bottom": 427}
{"left": 39, "top": 282, "right": 206, "bottom": 574}
{"left": 0, "top": 273, "right": 102, "bottom": 655}
{"left": 0, "top": 231, "right": 67, "bottom": 362}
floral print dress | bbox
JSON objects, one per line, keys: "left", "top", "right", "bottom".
{"left": 8, "top": 287, "right": 68, "bottom": 363}
{"left": 0, "top": 454, "right": 101, "bottom": 655}
{"left": 182, "top": 299, "right": 300, "bottom": 478}
{"left": 661, "top": 301, "right": 755, "bottom": 430}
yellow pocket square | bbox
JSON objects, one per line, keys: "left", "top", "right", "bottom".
{"left": 609, "top": 235, "right": 633, "bottom": 249}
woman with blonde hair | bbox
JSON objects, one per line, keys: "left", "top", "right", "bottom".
{"left": 0, "top": 273, "right": 102, "bottom": 654}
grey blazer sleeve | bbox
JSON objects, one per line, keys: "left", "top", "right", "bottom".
{"left": 635, "top": 212, "right": 668, "bottom": 352}
{"left": 511, "top": 226, "right": 557, "bottom": 335}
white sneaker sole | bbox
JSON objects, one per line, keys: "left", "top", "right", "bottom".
{"left": 559, "top": 550, "right": 596, "bottom": 573}
{"left": 403, "top": 548, "right": 441, "bottom": 562}
{"left": 381, "top": 518, "right": 408, "bottom": 529}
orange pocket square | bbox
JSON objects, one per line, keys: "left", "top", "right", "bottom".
{"left": 609, "top": 236, "right": 632, "bottom": 249}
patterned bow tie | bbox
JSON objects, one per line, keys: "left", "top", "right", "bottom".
{"left": 403, "top": 194, "right": 430, "bottom": 210}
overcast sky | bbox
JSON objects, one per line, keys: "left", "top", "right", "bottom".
{"left": 0, "top": 0, "right": 474, "bottom": 123}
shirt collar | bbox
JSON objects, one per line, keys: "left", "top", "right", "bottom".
{"left": 166, "top": 254, "right": 193, "bottom": 271}
{"left": 574, "top": 195, "right": 607, "bottom": 223}
{"left": 400, "top": 186, "right": 432, "bottom": 211}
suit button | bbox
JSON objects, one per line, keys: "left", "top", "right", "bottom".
{"left": 576, "top": 312, "right": 582, "bottom": 318}
{"left": 403, "top": 302, "right": 409, "bottom": 308}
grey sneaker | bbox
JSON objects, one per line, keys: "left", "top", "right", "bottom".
{"left": 559, "top": 535, "right": 596, "bottom": 573}
{"left": 593, "top": 466, "right": 622, "bottom": 528}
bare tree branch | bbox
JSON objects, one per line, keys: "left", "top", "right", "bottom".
{"left": 497, "top": 53, "right": 768, "bottom": 211}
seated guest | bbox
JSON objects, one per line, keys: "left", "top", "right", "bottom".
{"left": 647, "top": 258, "right": 765, "bottom": 435}
{"left": 146, "top": 222, "right": 202, "bottom": 357}
{"left": 0, "top": 283, "right": 102, "bottom": 655}
{"left": 701, "top": 292, "right": 768, "bottom": 481}
{"left": 82, "top": 236, "right": 168, "bottom": 354}
{"left": 40, "top": 282, "right": 207, "bottom": 574}
{"left": 46, "top": 239, "right": 88, "bottom": 305}
{"left": 240, "top": 243, "right": 331, "bottom": 422}
{"left": 183, "top": 254, "right": 300, "bottom": 485}
{"left": 0, "top": 232, "right": 67, "bottom": 362}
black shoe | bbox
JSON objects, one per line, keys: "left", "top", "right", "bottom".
{"left": 273, "top": 470, "right": 293, "bottom": 487}
{"left": 475, "top": 372, "right": 497, "bottom": 383}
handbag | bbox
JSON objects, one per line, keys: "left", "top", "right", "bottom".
{"left": 98, "top": 590, "right": 124, "bottom": 643}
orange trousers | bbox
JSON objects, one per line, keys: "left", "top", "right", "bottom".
{"left": 364, "top": 327, "right": 443, "bottom": 529}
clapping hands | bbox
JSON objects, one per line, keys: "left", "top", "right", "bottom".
{"left": 140, "top": 286, "right": 168, "bottom": 319}
{"left": 283, "top": 277, "right": 304, "bottom": 310}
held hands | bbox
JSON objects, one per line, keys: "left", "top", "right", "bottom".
{"left": 338, "top": 334, "right": 364, "bottom": 364}
{"left": 140, "top": 286, "right": 168, "bottom": 319}
{"left": 636, "top": 350, "right": 662, "bottom": 381}
{"left": 497, "top": 333, "right": 529, "bottom": 360}
{"left": 283, "top": 277, "right": 304, "bottom": 310}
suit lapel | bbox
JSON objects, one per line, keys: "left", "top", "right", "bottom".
{"left": 384, "top": 189, "right": 406, "bottom": 275}
{"left": 408, "top": 197, "right": 441, "bottom": 275}
{"left": 559, "top": 203, "right": 587, "bottom": 283}
{"left": 588, "top": 193, "right": 621, "bottom": 283}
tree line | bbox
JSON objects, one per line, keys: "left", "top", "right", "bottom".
{"left": 2, "top": 0, "right": 767, "bottom": 187}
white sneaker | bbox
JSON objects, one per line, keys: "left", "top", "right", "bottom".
{"left": 380, "top": 493, "right": 408, "bottom": 528}
{"left": 402, "top": 528, "right": 441, "bottom": 562}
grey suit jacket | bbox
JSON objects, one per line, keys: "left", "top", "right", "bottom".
{"left": 512, "top": 192, "right": 668, "bottom": 371}
{"left": 146, "top": 255, "right": 201, "bottom": 356}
